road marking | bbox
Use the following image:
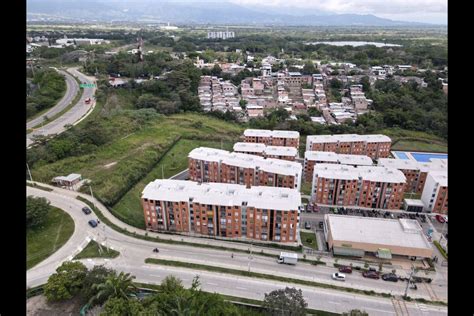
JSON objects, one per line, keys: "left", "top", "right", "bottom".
{"left": 207, "top": 282, "right": 218, "bottom": 286}
{"left": 150, "top": 274, "right": 161, "bottom": 278}
{"left": 235, "top": 286, "right": 247, "bottom": 290}
{"left": 365, "top": 307, "right": 396, "bottom": 314}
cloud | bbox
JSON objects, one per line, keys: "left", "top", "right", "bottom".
{"left": 229, "top": 0, "right": 447, "bottom": 23}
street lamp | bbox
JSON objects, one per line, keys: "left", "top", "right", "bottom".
{"left": 26, "top": 163, "right": 33, "bottom": 182}
{"left": 248, "top": 243, "right": 253, "bottom": 272}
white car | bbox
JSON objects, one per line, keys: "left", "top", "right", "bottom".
{"left": 332, "top": 272, "right": 346, "bottom": 281}
{"left": 443, "top": 215, "right": 448, "bottom": 223}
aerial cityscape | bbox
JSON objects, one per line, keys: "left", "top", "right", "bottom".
{"left": 26, "top": 0, "right": 447, "bottom": 315}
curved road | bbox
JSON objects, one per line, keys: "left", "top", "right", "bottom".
{"left": 26, "top": 68, "right": 80, "bottom": 130}
{"left": 27, "top": 186, "right": 447, "bottom": 315}
{"left": 26, "top": 68, "right": 97, "bottom": 148}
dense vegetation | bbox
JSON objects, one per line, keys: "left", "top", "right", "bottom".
{"left": 26, "top": 68, "right": 66, "bottom": 119}
{"left": 27, "top": 196, "right": 51, "bottom": 228}
{"left": 42, "top": 262, "right": 264, "bottom": 315}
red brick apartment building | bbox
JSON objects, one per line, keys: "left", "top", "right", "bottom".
{"left": 304, "top": 151, "right": 373, "bottom": 181}
{"left": 377, "top": 158, "right": 447, "bottom": 194}
{"left": 306, "top": 134, "right": 391, "bottom": 159}
{"left": 421, "top": 171, "right": 448, "bottom": 215}
{"left": 233, "top": 142, "right": 298, "bottom": 161}
{"left": 311, "top": 164, "right": 406, "bottom": 209}
{"left": 141, "top": 180, "right": 301, "bottom": 242}
{"left": 188, "top": 147, "right": 302, "bottom": 191}
{"left": 243, "top": 129, "right": 300, "bottom": 149}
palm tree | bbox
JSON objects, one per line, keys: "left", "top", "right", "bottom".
{"left": 89, "top": 271, "right": 137, "bottom": 305}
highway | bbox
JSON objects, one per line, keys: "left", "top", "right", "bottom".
{"left": 26, "top": 67, "right": 96, "bottom": 148}
{"left": 27, "top": 68, "right": 79, "bottom": 130}
{"left": 26, "top": 186, "right": 447, "bottom": 315}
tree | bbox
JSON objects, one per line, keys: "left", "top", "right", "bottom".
{"left": 82, "top": 266, "right": 115, "bottom": 302}
{"left": 26, "top": 196, "right": 50, "bottom": 229}
{"left": 90, "top": 271, "right": 137, "bottom": 305}
{"left": 263, "top": 287, "right": 307, "bottom": 316}
{"left": 101, "top": 297, "right": 145, "bottom": 315}
{"left": 302, "top": 61, "right": 317, "bottom": 75}
{"left": 239, "top": 99, "right": 248, "bottom": 110}
{"left": 211, "top": 64, "right": 222, "bottom": 77}
{"left": 44, "top": 261, "right": 88, "bottom": 302}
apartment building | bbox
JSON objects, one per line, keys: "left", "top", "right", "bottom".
{"left": 311, "top": 164, "right": 406, "bottom": 209}
{"left": 188, "top": 147, "right": 302, "bottom": 190}
{"left": 141, "top": 180, "right": 301, "bottom": 243}
{"left": 420, "top": 170, "right": 448, "bottom": 214}
{"left": 304, "top": 151, "right": 373, "bottom": 181}
{"left": 234, "top": 142, "right": 298, "bottom": 161}
{"left": 306, "top": 134, "right": 391, "bottom": 159}
{"left": 243, "top": 129, "right": 300, "bottom": 149}
{"left": 377, "top": 158, "right": 447, "bottom": 194}
{"left": 207, "top": 31, "right": 235, "bottom": 40}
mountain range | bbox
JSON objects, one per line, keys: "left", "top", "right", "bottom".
{"left": 27, "top": 0, "right": 439, "bottom": 26}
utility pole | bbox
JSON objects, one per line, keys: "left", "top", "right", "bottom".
{"left": 439, "top": 221, "right": 447, "bottom": 243}
{"left": 26, "top": 163, "right": 33, "bottom": 182}
{"left": 404, "top": 265, "right": 416, "bottom": 298}
{"left": 162, "top": 165, "right": 165, "bottom": 179}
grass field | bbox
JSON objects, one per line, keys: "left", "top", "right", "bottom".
{"left": 301, "top": 181, "right": 312, "bottom": 196}
{"left": 112, "top": 138, "right": 235, "bottom": 228}
{"left": 300, "top": 231, "right": 318, "bottom": 250}
{"left": 73, "top": 240, "right": 120, "bottom": 260}
{"left": 27, "top": 206, "right": 75, "bottom": 270}
{"left": 378, "top": 128, "right": 447, "bottom": 153}
{"left": 30, "top": 112, "right": 243, "bottom": 225}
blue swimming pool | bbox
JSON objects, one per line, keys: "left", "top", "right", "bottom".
{"left": 394, "top": 152, "right": 409, "bottom": 160}
{"left": 392, "top": 151, "right": 447, "bottom": 162}
{"left": 410, "top": 153, "right": 448, "bottom": 162}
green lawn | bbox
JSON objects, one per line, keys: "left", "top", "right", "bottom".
{"left": 377, "top": 128, "right": 447, "bottom": 153}
{"left": 27, "top": 206, "right": 75, "bottom": 270}
{"left": 112, "top": 138, "right": 235, "bottom": 228}
{"left": 73, "top": 240, "right": 120, "bottom": 260}
{"left": 391, "top": 140, "right": 447, "bottom": 153}
{"left": 301, "top": 181, "right": 312, "bottom": 196}
{"left": 300, "top": 231, "right": 318, "bottom": 250}
{"left": 30, "top": 113, "right": 243, "bottom": 210}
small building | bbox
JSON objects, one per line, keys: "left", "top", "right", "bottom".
{"left": 404, "top": 199, "right": 425, "bottom": 213}
{"left": 52, "top": 174, "right": 82, "bottom": 187}
{"left": 324, "top": 214, "right": 433, "bottom": 259}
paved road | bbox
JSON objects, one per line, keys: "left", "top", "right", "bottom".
{"left": 26, "top": 68, "right": 96, "bottom": 148}
{"left": 170, "top": 169, "right": 189, "bottom": 180}
{"left": 77, "top": 258, "right": 447, "bottom": 316}
{"left": 27, "top": 69, "right": 79, "bottom": 130}
{"left": 27, "top": 186, "right": 447, "bottom": 309}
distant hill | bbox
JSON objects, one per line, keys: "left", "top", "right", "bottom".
{"left": 27, "top": 0, "right": 437, "bottom": 26}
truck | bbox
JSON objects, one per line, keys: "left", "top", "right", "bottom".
{"left": 277, "top": 252, "right": 298, "bottom": 265}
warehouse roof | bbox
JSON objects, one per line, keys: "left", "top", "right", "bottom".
{"left": 326, "top": 214, "right": 432, "bottom": 250}
{"left": 142, "top": 180, "right": 301, "bottom": 211}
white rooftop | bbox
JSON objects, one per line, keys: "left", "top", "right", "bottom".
{"left": 142, "top": 180, "right": 301, "bottom": 211}
{"left": 233, "top": 142, "right": 266, "bottom": 153}
{"left": 54, "top": 173, "right": 81, "bottom": 182}
{"left": 427, "top": 170, "right": 448, "bottom": 187}
{"left": 305, "top": 151, "right": 372, "bottom": 166}
{"left": 305, "top": 151, "right": 339, "bottom": 162}
{"left": 378, "top": 158, "right": 447, "bottom": 173}
{"left": 307, "top": 134, "right": 391, "bottom": 144}
{"left": 265, "top": 146, "right": 298, "bottom": 157}
{"left": 314, "top": 163, "right": 406, "bottom": 183}
{"left": 244, "top": 129, "right": 300, "bottom": 139}
{"left": 404, "top": 199, "right": 425, "bottom": 207}
{"left": 326, "top": 214, "right": 432, "bottom": 250}
{"left": 189, "top": 147, "right": 301, "bottom": 176}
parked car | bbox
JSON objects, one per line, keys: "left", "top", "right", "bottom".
{"left": 338, "top": 266, "right": 352, "bottom": 273}
{"left": 435, "top": 214, "right": 445, "bottom": 223}
{"left": 382, "top": 273, "right": 399, "bottom": 282}
{"left": 362, "top": 271, "right": 380, "bottom": 279}
{"left": 319, "top": 221, "right": 324, "bottom": 229}
{"left": 443, "top": 215, "right": 448, "bottom": 223}
{"left": 332, "top": 272, "right": 346, "bottom": 281}
{"left": 88, "top": 219, "right": 98, "bottom": 228}
{"left": 82, "top": 207, "right": 92, "bottom": 215}
{"left": 304, "top": 222, "right": 311, "bottom": 229}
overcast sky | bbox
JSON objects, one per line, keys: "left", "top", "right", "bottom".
{"left": 229, "top": 0, "right": 447, "bottom": 24}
